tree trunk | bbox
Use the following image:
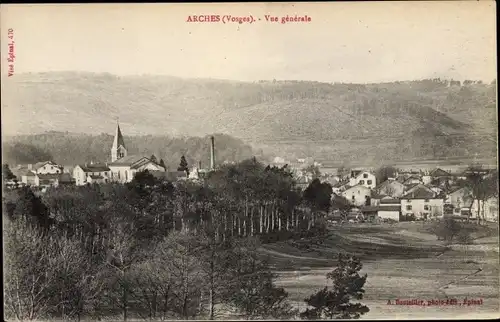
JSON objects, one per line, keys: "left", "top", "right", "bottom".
{"left": 278, "top": 214, "right": 282, "bottom": 231}
{"left": 266, "top": 205, "right": 270, "bottom": 233}
{"left": 250, "top": 207, "right": 254, "bottom": 236}
{"left": 476, "top": 199, "right": 481, "bottom": 225}
{"left": 259, "top": 206, "right": 264, "bottom": 234}
{"left": 209, "top": 259, "right": 215, "bottom": 320}
{"left": 243, "top": 216, "right": 247, "bottom": 237}
{"left": 232, "top": 215, "right": 235, "bottom": 237}
{"left": 271, "top": 207, "right": 275, "bottom": 232}
{"left": 163, "top": 286, "right": 170, "bottom": 320}
{"left": 152, "top": 290, "right": 157, "bottom": 319}
{"left": 123, "top": 284, "right": 128, "bottom": 322}
{"left": 238, "top": 217, "right": 241, "bottom": 236}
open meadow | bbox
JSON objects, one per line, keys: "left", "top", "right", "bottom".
{"left": 264, "top": 222, "right": 499, "bottom": 319}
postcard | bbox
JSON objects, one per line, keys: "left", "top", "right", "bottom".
{"left": 1, "top": 2, "right": 498, "bottom": 320}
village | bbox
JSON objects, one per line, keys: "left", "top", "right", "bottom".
{"left": 3, "top": 122, "right": 498, "bottom": 225}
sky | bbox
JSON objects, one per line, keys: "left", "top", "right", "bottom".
{"left": 1, "top": 2, "right": 497, "bottom": 83}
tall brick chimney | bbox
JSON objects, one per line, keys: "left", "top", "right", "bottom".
{"left": 210, "top": 136, "right": 215, "bottom": 170}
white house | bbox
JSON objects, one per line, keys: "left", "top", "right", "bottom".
{"left": 341, "top": 185, "right": 372, "bottom": 207}
{"left": 21, "top": 171, "right": 37, "bottom": 185}
{"left": 31, "top": 161, "right": 64, "bottom": 174}
{"left": 73, "top": 164, "right": 112, "bottom": 186}
{"left": 349, "top": 170, "right": 376, "bottom": 189}
{"left": 377, "top": 199, "right": 401, "bottom": 221}
{"left": 401, "top": 184, "right": 444, "bottom": 220}
{"left": 446, "top": 187, "right": 470, "bottom": 208}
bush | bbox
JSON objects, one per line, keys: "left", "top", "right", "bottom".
{"left": 432, "top": 218, "right": 466, "bottom": 243}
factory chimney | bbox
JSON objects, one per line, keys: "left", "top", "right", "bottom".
{"left": 210, "top": 136, "right": 215, "bottom": 170}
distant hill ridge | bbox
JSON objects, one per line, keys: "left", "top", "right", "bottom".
{"left": 1, "top": 72, "right": 497, "bottom": 164}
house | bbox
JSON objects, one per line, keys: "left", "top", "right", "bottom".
{"left": 370, "top": 192, "right": 387, "bottom": 206}
{"left": 21, "top": 170, "right": 37, "bottom": 185}
{"left": 107, "top": 123, "right": 166, "bottom": 183}
{"left": 378, "top": 199, "right": 401, "bottom": 222}
{"left": 31, "top": 161, "right": 64, "bottom": 174}
{"left": 375, "top": 179, "right": 405, "bottom": 198}
{"left": 428, "top": 168, "right": 453, "bottom": 187}
{"left": 359, "top": 206, "right": 379, "bottom": 222}
{"left": 73, "top": 164, "right": 112, "bottom": 186}
{"left": 429, "top": 185, "right": 445, "bottom": 196}
{"left": 348, "top": 170, "right": 376, "bottom": 189}
{"left": 188, "top": 166, "right": 211, "bottom": 181}
{"left": 401, "top": 175, "right": 422, "bottom": 186}
{"left": 58, "top": 173, "right": 75, "bottom": 185}
{"left": 35, "top": 173, "right": 61, "bottom": 187}
{"left": 341, "top": 185, "right": 371, "bottom": 207}
{"left": 332, "top": 181, "right": 350, "bottom": 194}
{"left": 400, "top": 184, "right": 444, "bottom": 220}
{"left": 446, "top": 187, "right": 471, "bottom": 210}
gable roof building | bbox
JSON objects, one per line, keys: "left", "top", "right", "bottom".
{"left": 429, "top": 168, "right": 451, "bottom": 177}
{"left": 402, "top": 184, "right": 437, "bottom": 199}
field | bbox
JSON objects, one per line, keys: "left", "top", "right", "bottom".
{"left": 263, "top": 222, "right": 499, "bottom": 319}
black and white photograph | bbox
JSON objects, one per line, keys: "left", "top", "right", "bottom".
{"left": 1, "top": 2, "right": 498, "bottom": 320}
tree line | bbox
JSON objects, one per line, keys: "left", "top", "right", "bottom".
{"left": 2, "top": 133, "right": 262, "bottom": 170}
{"left": 3, "top": 158, "right": 370, "bottom": 320}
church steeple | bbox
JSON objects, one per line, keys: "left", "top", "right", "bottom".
{"left": 111, "top": 121, "right": 127, "bottom": 162}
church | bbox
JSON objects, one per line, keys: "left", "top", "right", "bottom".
{"left": 108, "top": 122, "right": 166, "bottom": 183}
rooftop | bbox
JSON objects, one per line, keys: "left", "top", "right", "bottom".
{"left": 79, "top": 164, "right": 110, "bottom": 172}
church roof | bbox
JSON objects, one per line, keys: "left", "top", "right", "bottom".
{"left": 112, "top": 123, "right": 126, "bottom": 151}
{"left": 109, "top": 155, "right": 144, "bottom": 166}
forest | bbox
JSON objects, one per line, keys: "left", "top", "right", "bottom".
{"left": 2, "top": 133, "right": 264, "bottom": 169}
{"left": 3, "top": 159, "right": 369, "bottom": 321}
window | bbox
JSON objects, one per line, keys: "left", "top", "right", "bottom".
{"left": 351, "top": 195, "right": 355, "bottom": 200}
{"left": 424, "top": 205, "right": 429, "bottom": 211}
{"left": 359, "top": 180, "right": 365, "bottom": 184}
{"left": 367, "top": 180, "right": 372, "bottom": 185}
{"left": 363, "top": 173, "right": 368, "bottom": 178}
{"left": 424, "top": 199, "right": 429, "bottom": 202}
{"left": 118, "top": 171, "right": 120, "bottom": 179}
{"left": 125, "top": 171, "right": 128, "bottom": 181}
{"left": 358, "top": 190, "right": 360, "bottom": 194}
{"left": 406, "top": 205, "right": 412, "bottom": 211}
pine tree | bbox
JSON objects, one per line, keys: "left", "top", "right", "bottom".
{"left": 177, "top": 156, "right": 190, "bottom": 177}
{"left": 301, "top": 254, "right": 369, "bottom": 319}
{"left": 159, "top": 158, "right": 166, "bottom": 170}
{"left": 2, "top": 164, "right": 16, "bottom": 181}
{"left": 150, "top": 154, "right": 158, "bottom": 163}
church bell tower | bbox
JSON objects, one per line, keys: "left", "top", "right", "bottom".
{"left": 111, "top": 121, "right": 127, "bottom": 162}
